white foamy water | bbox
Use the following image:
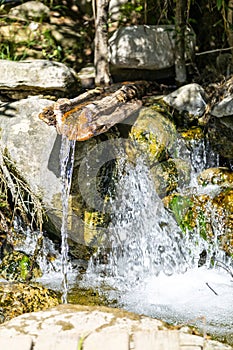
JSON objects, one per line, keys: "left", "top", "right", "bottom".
{"left": 119, "top": 267, "right": 233, "bottom": 338}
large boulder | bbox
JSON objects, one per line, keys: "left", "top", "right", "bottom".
{"left": 0, "top": 96, "right": 62, "bottom": 231}
{"left": 0, "top": 304, "right": 231, "bottom": 349}
{"left": 0, "top": 96, "right": 119, "bottom": 257}
{"left": 0, "top": 59, "right": 80, "bottom": 100}
{"left": 8, "top": 1, "right": 50, "bottom": 21}
{"left": 108, "top": 25, "right": 195, "bottom": 80}
{"left": 163, "top": 83, "right": 207, "bottom": 118}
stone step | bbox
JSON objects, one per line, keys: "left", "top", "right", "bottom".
{"left": 0, "top": 330, "right": 230, "bottom": 350}
{"left": 134, "top": 330, "right": 181, "bottom": 350}
{"left": 34, "top": 334, "right": 80, "bottom": 350}
{"left": 83, "top": 329, "right": 129, "bottom": 350}
{"left": 0, "top": 335, "right": 33, "bottom": 350}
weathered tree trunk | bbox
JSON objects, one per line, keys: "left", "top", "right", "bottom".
{"left": 94, "top": 0, "right": 111, "bottom": 86}
{"left": 39, "top": 81, "right": 153, "bottom": 141}
{"left": 175, "top": 0, "right": 187, "bottom": 85}
{"left": 227, "top": 0, "right": 233, "bottom": 66}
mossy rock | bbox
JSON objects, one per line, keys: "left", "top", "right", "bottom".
{"left": 213, "top": 188, "right": 233, "bottom": 256}
{"left": 198, "top": 167, "right": 233, "bottom": 187}
{"left": 0, "top": 282, "right": 59, "bottom": 323}
{"left": 164, "top": 191, "right": 233, "bottom": 255}
{"left": 164, "top": 193, "right": 214, "bottom": 240}
{"left": 129, "top": 107, "right": 177, "bottom": 165}
{"left": 150, "top": 158, "right": 191, "bottom": 197}
{"left": 164, "top": 194, "right": 196, "bottom": 233}
{"left": 0, "top": 251, "right": 42, "bottom": 282}
{"left": 68, "top": 286, "right": 111, "bottom": 306}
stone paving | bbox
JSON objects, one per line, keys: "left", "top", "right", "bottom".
{"left": 0, "top": 304, "right": 232, "bottom": 350}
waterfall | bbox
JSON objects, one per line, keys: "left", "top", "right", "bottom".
{"left": 102, "top": 159, "right": 190, "bottom": 281}
{"left": 59, "top": 135, "right": 76, "bottom": 303}
{"left": 81, "top": 137, "right": 232, "bottom": 341}
{"left": 83, "top": 136, "right": 225, "bottom": 282}
{"left": 84, "top": 156, "right": 229, "bottom": 287}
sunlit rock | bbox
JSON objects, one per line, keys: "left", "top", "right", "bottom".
{"left": 0, "top": 304, "right": 231, "bottom": 349}
{"left": 198, "top": 167, "right": 233, "bottom": 187}
{"left": 9, "top": 1, "right": 50, "bottom": 21}
{"left": 0, "top": 59, "right": 79, "bottom": 99}
{"left": 163, "top": 83, "right": 207, "bottom": 118}
{"left": 109, "top": 25, "right": 195, "bottom": 70}
{"left": 0, "top": 96, "right": 62, "bottom": 233}
{"left": 129, "top": 107, "right": 177, "bottom": 164}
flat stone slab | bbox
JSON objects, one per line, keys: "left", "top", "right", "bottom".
{"left": 0, "top": 335, "right": 33, "bottom": 350}
{"left": 0, "top": 304, "right": 232, "bottom": 350}
{"left": 0, "top": 59, "right": 79, "bottom": 99}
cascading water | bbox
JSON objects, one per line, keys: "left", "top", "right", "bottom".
{"left": 81, "top": 137, "right": 233, "bottom": 343}
{"left": 59, "top": 135, "right": 76, "bottom": 303}
{"left": 92, "top": 159, "right": 191, "bottom": 282}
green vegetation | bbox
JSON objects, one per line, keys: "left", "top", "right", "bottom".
{"left": 168, "top": 195, "right": 194, "bottom": 232}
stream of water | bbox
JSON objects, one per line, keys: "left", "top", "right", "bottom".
{"left": 59, "top": 135, "right": 76, "bottom": 303}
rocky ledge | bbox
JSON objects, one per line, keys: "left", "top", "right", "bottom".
{"left": 0, "top": 304, "right": 232, "bottom": 350}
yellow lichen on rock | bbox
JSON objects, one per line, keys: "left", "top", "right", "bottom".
{"left": 0, "top": 282, "right": 59, "bottom": 323}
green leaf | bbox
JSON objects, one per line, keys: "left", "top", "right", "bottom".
{"left": 217, "top": 0, "right": 223, "bottom": 11}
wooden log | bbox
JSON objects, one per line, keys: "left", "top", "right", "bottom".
{"left": 39, "top": 81, "right": 152, "bottom": 141}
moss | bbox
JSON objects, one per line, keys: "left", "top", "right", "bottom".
{"left": 197, "top": 210, "right": 207, "bottom": 241}
{"left": 181, "top": 126, "right": 204, "bottom": 141}
{"left": 168, "top": 195, "right": 194, "bottom": 232}
{"left": 68, "top": 287, "right": 111, "bottom": 307}
{"left": 0, "top": 251, "right": 42, "bottom": 282}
